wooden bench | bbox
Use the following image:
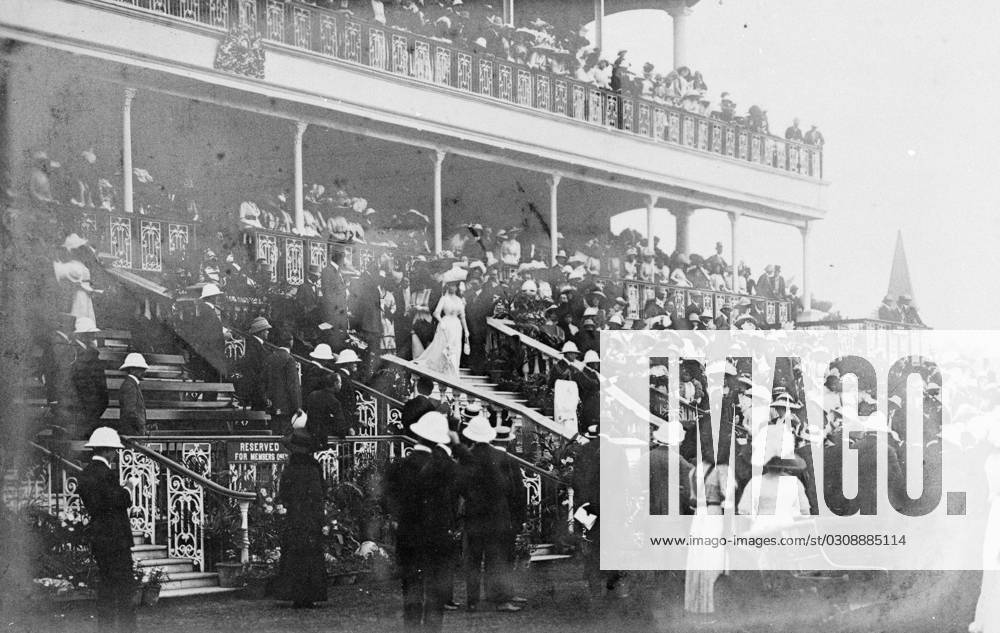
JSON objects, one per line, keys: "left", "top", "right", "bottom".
{"left": 100, "top": 407, "right": 270, "bottom": 433}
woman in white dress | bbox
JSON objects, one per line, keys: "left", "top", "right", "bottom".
{"left": 53, "top": 234, "right": 99, "bottom": 329}
{"left": 414, "top": 275, "right": 469, "bottom": 380}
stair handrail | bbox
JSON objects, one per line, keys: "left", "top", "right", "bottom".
{"left": 29, "top": 440, "right": 84, "bottom": 473}
{"left": 381, "top": 353, "right": 575, "bottom": 440}
{"left": 122, "top": 438, "right": 256, "bottom": 564}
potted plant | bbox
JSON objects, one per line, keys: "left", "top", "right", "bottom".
{"left": 242, "top": 560, "right": 277, "bottom": 599}
{"left": 141, "top": 567, "right": 168, "bottom": 606}
{"left": 215, "top": 561, "right": 245, "bottom": 589}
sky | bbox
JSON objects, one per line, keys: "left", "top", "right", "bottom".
{"left": 595, "top": 0, "right": 1000, "bottom": 327}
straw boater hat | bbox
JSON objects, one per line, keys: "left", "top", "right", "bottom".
{"left": 309, "top": 343, "right": 336, "bottom": 361}
{"left": 493, "top": 425, "right": 514, "bottom": 443}
{"left": 462, "top": 401, "right": 483, "bottom": 418}
{"left": 119, "top": 352, "right": 149, "bottom": 371}
{"left": 248, "top": 316, "right": 272, "bottom": 335}
{"left": 461, "top": 415, "right": 496, "bottom": 443}
{"left": 411, "top": 411, "right": 451, "bottom": 445}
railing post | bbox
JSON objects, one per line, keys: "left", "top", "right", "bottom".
{"left": 238, "top": 499, "right": 251, "bottom": 564}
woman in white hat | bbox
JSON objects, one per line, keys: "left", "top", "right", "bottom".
{"left": 548, "top": 342, "right": 582, "bottom": 436}
{"left": 414, "top": 269, "right": 470, "bottom": 380}
{"left": 53, "top": 234, "right": 100, "bottom": 328}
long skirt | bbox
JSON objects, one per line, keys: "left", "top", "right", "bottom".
{"left": 415, "top": 315, "right": 462, "bottom": 379}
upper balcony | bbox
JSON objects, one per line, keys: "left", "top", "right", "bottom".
{"left": 1, "top": 0, "right": 829, "bottom": 223}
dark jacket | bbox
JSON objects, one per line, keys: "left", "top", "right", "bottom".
{"left": 187, "top": 300, "right": 228, "bottom": 373}
{"left": 306, "top": 386, "right": 350, "bottom": 441}
{"left": 320, "top": 263, "right": 349, "bottom": 328}
{"left": 401, "top": 394, "right": 444, "bottom": 432}
{"left": 386, "top": 447, "right": 434, "bottom": 550}
{"left": 78, "top": 459, "right": 133, "bottom": 555}
{"left": 649, "top": 444, "right": 693, "bottom": 515}
{"left": 118, "top": 375, "right": 147, "bottom": 436}
{"left": 418, "top": 445, "right": 463, "bottom": 555}
{"left": 275, "top": 452, "right": 327, "bottom": 603}
{"left": 459, "top": 443, "right": 510, "bottom": 533}
{"left": 264, "top": 348, "right": 302, "bottom": 415}
{"left": 495, "top": 448, "right": 527, "bottom": 532}
{"left": 235, "top": 335, "right": 270, "bottom": 410}
{"left": 71, "top": 345, "right": 109, "bottom": 430}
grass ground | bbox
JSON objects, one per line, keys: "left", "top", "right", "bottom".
{"left": 5, "top": 562, "right": 982, "bottom": 633}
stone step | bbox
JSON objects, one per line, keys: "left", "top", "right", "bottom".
{"left": 131, "top": 544, "right": 168, "bottom": 560}
{"left": 136, "top": 558, "right": 196, "bottom": 575}
{"left": 160, "top": 572, "right": 218, "bottom": 591}
{"left": 159, "top": 586, "right": 239, "bottom": 600}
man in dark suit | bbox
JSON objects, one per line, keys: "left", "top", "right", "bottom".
{"left": 492, "top": 424, "right": 527, "bottom": 605}
{"left": 755, "top": 265, "right": 777, "bottom": 299}
{"left": 235, "top": 316, "right": 271, "bottom": 410}
{"left": 386, "top": 412, "right": 464, "bottom": 632}
{"left": 186, "top": 284, "right": 229, "bottom": 397}
{"left": 70, "top": 321, "right": 109, "bottom": 437}
{"left": 464, "top": 274, "right": 493, "bottom": 373}
{"left": 649, "top": 421, "right": 693, "bottom": 515}
{"left": 264, "top": 332, "right": 302, "bottom": 434}
{"left": 78, "top": 427, "right": 136, "bottom": 633}
{"left": 400, "top": 376, "right": 445, "bottom": 436}
{"left": 321, "top": 251, "right": 350, "bottom": 352}
{"left": 294, "top": 264, "right": 323, "bottom": 334}
{"left": 459, "top": 416, "right": 521, "bottom": 612}
{"left": 117, "top": 353, "right": 147, "bottom": 436}
{"left": 305, "top": 370, "right": 348, "bottom": 446}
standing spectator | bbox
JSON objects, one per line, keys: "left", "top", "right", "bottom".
{"left": 464, "top": 274, "right": 493, "bottom": 372}
{"left": 410, "top": 304, "right": 436, "bottom": 360}
{"left": 264, "top": 332, "right": 303, "bottom": 435}
{"left": 550, "top": 342, "right": 582, "bottom": 436}
{"left": 756, "top": 265, "right": 777, "bottom": 298}
{"left": 305, "top": 367, "right": 349, "bottom": 443}
{"left": 380, "top": 282, "right": 397, "bottom": 354}
{"left": 70, "top": 318, "right": 109, "bottom": 438}
{"left": 186, "top": 283, "right": 229, "bottom": 397}
{"left": 878, "top": 295, "right": 901, "bottom": 322}
{"left": 117, "top": 353, "right": 148, "bottom": 436}
{"left": 334, "top": 349, "right": 362, "bottom": 431}
{"left": 593, "top": 59, "right": 612, "bottom": 89}
{"left": 785, "top": 117, "right": 803, "bottom": 142}
{"left": 321, "top": 250, "right": 350, "bottom": 351}
{"left": 460, "top": 416, "right": 522, "bottom": 612}
{"left": 401, "top": 376, "right": 446, "bottom": 436}
{"left": 294, "top": 264, "right": 324, "bottom": 334}
{"left": 804, "top": 125, "right": 825, "bottom": 147}
{"left": 692, "top": 70, "right": 708, "bottom": 92}
{"left": 235, "top": 316, "right": 272, "bottom": 410}
{"left": 53, "top": 234, "right": 100, "bottom": 330}
{"left": 303, "top": 343, "right": 336, "bottom": 398}
{"left": 274, "top": 427, "right": 328, "bottom": 609}
{"left": 78, "top": 427, "right": 136, "bottom": 633}
{"left": 492, "top": 424, "right": 527, "bottom": 604}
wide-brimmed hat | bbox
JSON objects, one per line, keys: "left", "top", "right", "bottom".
{"left": 441, "top": 268, "right": 467, "bottom": 284}
{"left": 283, "top": 427, "right": 316, "bottom": 454}
{"left": 335, "top": 349, "right": 360, "bottom": 364}
{"left": 561, "top": 341, "right": 580, "bottom": 355}
{"left": 248, "top": 316, "right": 272, "bottom": 334}
{"left": 62, "top": 233, "right": 88, "bottom": 251}
{"left": 74, "top": 317, "right": 100, "bottom": 334}
{"left": 309, "top": 343, "right": 336, "bottom": 361}
{"left": 201, "top": 283, "right": 223, "bottom": 299}
{"left": 652, "top": 420, "right": 684, "bottom": 446}
{"left": 583, "top": 350, "right": 600, "bottom": 364}
{"left": 85, "top": 426, "right": 125, "bottom": 449}
{"left": 119, "top": 352, "right": 149, "bottom": 371}
{"left": 462, "top": 415, "right": 496, "bottom": 443}
{"left": 411, "top": 411, "right": 451, "bottom": 444}
{"left": 770, "top": 393, "right": 802, "bottom": 410}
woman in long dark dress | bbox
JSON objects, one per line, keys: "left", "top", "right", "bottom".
{"left": 275, "top": 428, "right": 327, "bottom": 608}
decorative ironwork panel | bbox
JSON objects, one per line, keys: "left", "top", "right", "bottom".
{"left": 207, "top": 0, "right": 228, "bottom": 28}
{"left": 515, "top": 68, "right": 531, "bottom": 106}
{"left": 285, "top": 238, "right": 304, "bottom": 285}
{"left": 711, "top": 123, "right": 723, "bottom": 153}
{"left": 413, "top": 41, "right": 432, "bottom": 80}
{"left": 778, "top": 302, "right": 789, "bottom": 323}
{"left": 667, "top": 111, "right": 680, "bottom": 143}
{"left": 765, "top": 302, "right": 776, "bottom": 324}
{"left": 110, "top": 216, "right": 133, "bottom": 269}
{"left": 387, "top": 402, "right": 403, "bottom": 435}
{"left": 553, "top": 80, "right": 568, "bottom": 114}
{"left": 60, "top": 471, "right": 86, "bottom": 523}
{"left": 309, "top": 241, "right": 327, "bottom": 269}
{"left": 119, "top": 449, "right": 158, "bottom": 543}
{"left": 697, "top": 119, "right": 709, "bottom": 150}
{"left": 256, "top": 234, "right": 278, "bottom": 281}
{"left": 316, "top": 446, "right": 339, "bottom": 483}
{"left": 477, "top": 58, "right": 493, "bottom": 96}
{"left": 80, "top": 212, "right": 99, "bottom": 239}
{"left": 535, "top": 74, "right": 550, "bottom": 110}
{"left": 498, "top": 64, "right": 513, "bottom": 101}
{"left": 390, "top": 34, "right": 408, "bottom": 73}
{"left": 291, "top": 5, "right": 312, "bottom": 49}
{"left": 750, "top": 135, "right": 761, "bottom": 163}
{"left": 319, "top": 14, "right": 338, "bottom": 56}
{"left": 179, "top": 0, "right": 200, "bottom": 21}
{"left": 521, "top": 468, "right": 542, "bottom": 536}
{"left": 139, "top": 220, "right": 162, "bottom": 272}
{"left": 228, "top": 462, "right": 257, "bottom": 492}
{"left": 701, "top": 293, "right": 713, "bottom": 314}
{"left": 622, "top": 98, "right": 634, "bottom": 132}
{"left": 638, "top": 104, "right": 651, "bottom": 136}
{"left": 264, "top": 0, "right": 285, "bottom": 42}
{"left": 352, "top": 441, "right": 377, "bottom": 470}
{"left": 738, "top": 131, "right": 749, "bottom": 160}
{"left": 605, "top": 94, "right": 618, "bottom": 129}
{"left": 811, "top": 150, "right": 821, "bottom": 178}
{"left": 167, "top": 472, "right": 204, "bottom": 571}
{"left": 624, "top": 282, "right": 640, "bottom": 320}
{"left": 725, "top": 127, "right": 736, "bottom": 157}
{"left": 369, "top": 27, "right": 388, "bottom": 70}
{"left": 588, "top": 89, "right": 603, "bottom": 124}
{"left": 682, "top": 116, "right": 696, "bottom": 147}
{"left": 434, "top": 47, "right": 451, "bottom": 84}
{"left": 654, "top": 108, "right": 668, "bottom": 141}
{"left": 775, "top": 141, "right": 787, "bottom": 170}
{"left": 237, "top": 0, "right": 257, "bottom": 30}
{"left": 763, "top": 137, "right": 774, "bottom": 166}
{"left": 344, "top": 21, "right": 362, "bottom": 62}
{"left": 571, "top": 84, "right": 586, "bottom": 120}
{"left": 225, "top": 336, "right": 246, "bottom": 362}
{"left": 355, "top": 389, "right": 378, "bottom": 436}
{"left": 181, "top": 443, "right": 212, "bottom": 475}
{"left": 457, "top": 53, "right": 473, "bottom": 90}
{"left": 167, "top": 223, "right": 189, "bottom": 253}
{"left": 788, "top": 145, "right": 800, "bottom": 173}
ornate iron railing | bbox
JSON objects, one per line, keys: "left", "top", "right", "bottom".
{"left": 595, "top": 275, "right": 795, "bottom": 327}
{"left": 244, "top": 228, "right": 395, "bottom": 288}
{"left": 94, "top": 0, "right": 824, "bottom": 179}
{"left": 794, "top": 318, "right": 929, "bottom": 331}
{"left": 72, "top": 208, "right": 198, "bottom": 273}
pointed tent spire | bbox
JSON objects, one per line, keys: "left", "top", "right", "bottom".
{"left": 887, "top": 230, "right": 916, "bottom": 306}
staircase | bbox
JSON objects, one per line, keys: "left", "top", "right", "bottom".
{"left": 131, "top": 532, "right": 237, "bottom": 600}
